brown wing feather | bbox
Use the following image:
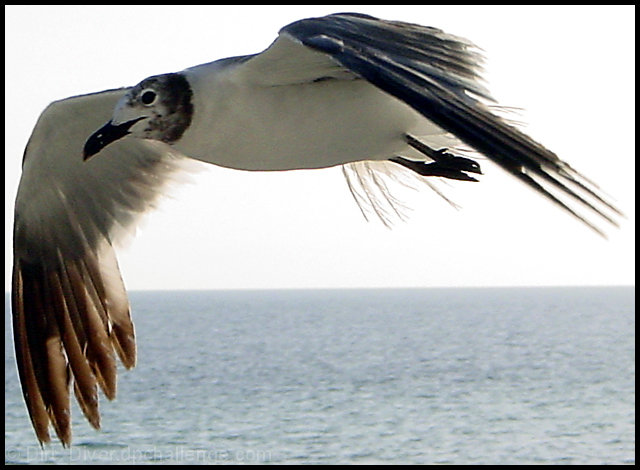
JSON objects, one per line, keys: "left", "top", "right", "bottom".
{"left": 12, "top": 88, "right": 190, "bottom": 445}
{"left": 12, "top": 264, "right": 52, "bottom": 444}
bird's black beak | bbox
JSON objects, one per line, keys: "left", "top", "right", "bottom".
{"left": 83, "top": 117, "right": 146, "bottom": 160}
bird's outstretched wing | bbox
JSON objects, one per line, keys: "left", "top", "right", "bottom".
{"left": 13, "top": 12, "right": 625, "bottom": 447}
{"left": 279, "top": 13, "right": 623, "bottom": 235}
{"left": 12, "top": 89, "right": 189, "bottom": 445}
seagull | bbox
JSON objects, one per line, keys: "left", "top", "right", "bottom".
{"left": 12, "top": 12, "right": 623, "bottom": 446}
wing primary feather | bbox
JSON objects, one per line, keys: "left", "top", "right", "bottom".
{"left": 49, "top": 264, "right": 101, "bottom": 430}
{"left": 43, "top": 333, "right": 71, "bottom": 446}
{"left": 61, "top": 259, "right": 117, "bottom": 400}
{"left": 15, "top": 260, "right": 73, "bottom": 446}
{"left": 12, "top": 262, "right": 51, "bottom": 444}
{"left": 53, "top": 169, "right": 136, "bottom": 370}
{"left": 286, "top": 13, "right": 623, "bottom": 234}
{"left": 319, "top": 39, "right": 619, "bottom": 232}
{"left": 508, "top": 169, "right": 608, "bottom": 238}
{"left": 83, "top": 248, "right": 136, "bottom": 369}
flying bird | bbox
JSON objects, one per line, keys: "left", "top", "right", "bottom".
{"left": 12, "top": 12, "right": 622, "bottom": 446}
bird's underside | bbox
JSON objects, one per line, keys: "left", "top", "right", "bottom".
{"left": 12, "top": 12, "right": 623, "bottom": 447}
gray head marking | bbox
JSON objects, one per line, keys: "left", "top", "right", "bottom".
{"left": 125, "top": 72, "right": 194, "bottom": 144}
{"left": 83, "top": 72, "right": 194, "bottom": 159}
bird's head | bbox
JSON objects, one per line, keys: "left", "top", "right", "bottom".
{"left": 83, "top": 73, "right": 193, "bottom": 159}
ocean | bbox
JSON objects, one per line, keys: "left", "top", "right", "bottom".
{"left": 4, "top": 287, "right": 635, "bottom": 464}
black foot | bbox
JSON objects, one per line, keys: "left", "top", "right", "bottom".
{"left": 390, "top": 156, "right": 480, "bottom": 181}
{"left": 391, "top": 135, "right": 482, "bottom": 182}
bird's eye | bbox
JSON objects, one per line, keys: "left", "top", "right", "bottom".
{"left": 140, "top": 89, "right": 157, "bottom": 106}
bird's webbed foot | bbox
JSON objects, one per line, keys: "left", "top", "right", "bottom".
{"left": 390, "top": 135, "right": 482, "bottom": 182}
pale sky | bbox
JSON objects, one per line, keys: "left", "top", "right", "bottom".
{"left": 4, "top": 5, "right": 635, "bottom": 291}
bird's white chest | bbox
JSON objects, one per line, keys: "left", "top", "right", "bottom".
{"left": 174, "top": 76, "right": 419, "bottom": 171}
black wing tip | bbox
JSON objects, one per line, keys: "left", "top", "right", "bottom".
{"left": 285, "top": 13, "right": 624, "bottom": 235}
